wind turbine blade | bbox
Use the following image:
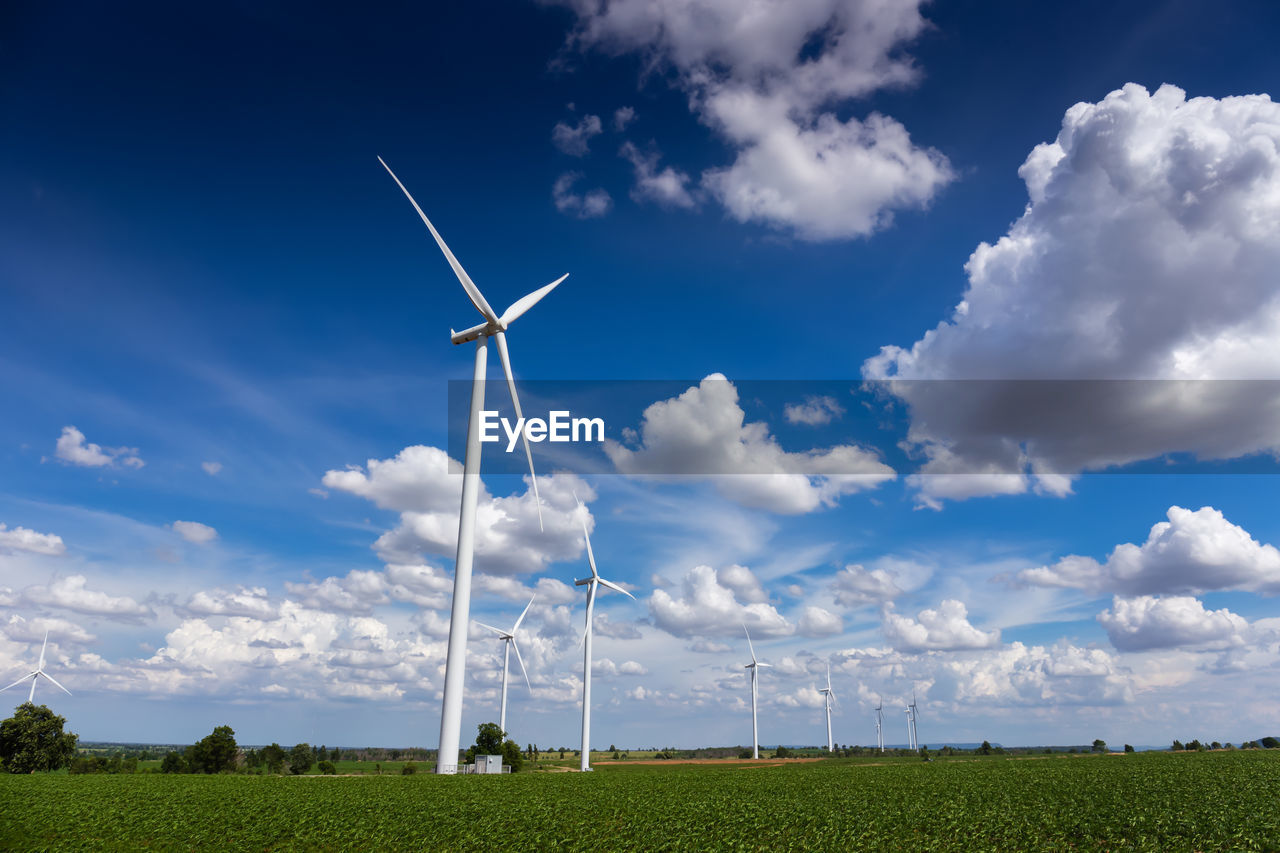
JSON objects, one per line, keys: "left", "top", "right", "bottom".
{"left": 376, "top": 156, "right": 499, "bottom": 324}
{"left": 38, "top": 630, "right": 48, "bottom": 671}
{"left": 0, "top": 673, "right": 35, "bottom": 693}
{"left": 500, "top": 274, "right": 568, "bottom": 327}
{"left": 755, "top": 662, "right": 772, "bottom": 668}
{"left": 475, "top": 622, "right": 507, "bottom": 637}
{"left": 575, "top": 495, "right": 600, "bottom": 579}
{"left": 494, "top": 331, "right": 543, "bottom": 532}
{"left": 40, "top": 671, "right": 72, "bottom": 696}
{"left": 826, "top": 663, "right": 832, "bottom": 691}
{"left": 510, "top": 639, "right": 531, "bottom": 691}
{"left": 596, "top": 577, "right": 636, "bottom": 601}
{"left": 743, "top": 624, "right": 757, "bottom": 665}
{"left": 512, "top": 595, "right": 536, "bottom": 634}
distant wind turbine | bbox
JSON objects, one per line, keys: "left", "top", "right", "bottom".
{"left": 818, "top": 663, "right": 836, "bottom": 752}
{"left": 742, "top": 625, "right": 771, "bottom": 759}
{"left": 475, "top": 595, "right": 535, "bottom": 737}
{"left": 909, "top": 693, "right": 920, "bottom": 750}
{"left": 574, "top": 496, "right": 635, "bottom": 772}
{"left": 1, "top": 631, "right": 71, "bottom": 704}
{"left": 378, "top": 157, "right": 566, "bottom": 774}
{"left": 875, "top": 697, "right": 884, "bottom": 753}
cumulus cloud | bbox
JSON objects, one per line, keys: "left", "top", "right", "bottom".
{"left": 593, "top": 611, "right": 643, "bottom": 640}
{"left": 285, "top": 564, "right": 454, "bottom": 615}
{"left": 0, "top": 523, "right": 65, "bottom": 556}
{"left": 555, "top": 0, "right": 951, "bottom": 239}
{"left": 882, "top": 599, "right": 999, "bottom": 652}
{"left": 23, "top": 575, "right": 152, "bottom": 622}
{"left": 552, "top": 113, "right": 603, "bottom": 155}
{"left": 2, "top": 615, "right": 96, "bottom": 645}
{"left": 1017, "top": 506, "right": 1280, "bottom": 596}
{"left": 797, "top": 605, "right": 843, "bottom": 637}
{"left": 1097, "top": 595, "right": 1253, "bottom": 651}
{"left": 552, "top": 171, "right": 613, "bottom": 218}
{"left": 935, "top": 640, "right": 1132, "bottom": 707}
{"left": 619, "top": 141, "right": 697, "bottom": 208}
{"left": 613, "top": 106, "right": 636, "bottom": 131}
{"left": 323, "top": 445, "right": 593, "bottom": 575}
{"left": 784, "top": 395, "right": 845, "bottom": 426}
{"left": 649, "top": 564, "right": 792, "bottom": 639}
{"left": 606, "top": 375, "right": 894, "bottom": 514}
{"left": 171, "top": 520, "right": 217, "bottom": 545}
{"left": 829, "top": 564, "right": 904, "bottom": 607}
{"left": 54, "top": 426, "right": 143, "bottom": 469}
{"left": 182, "top": 587, "right": 279, "bottom": 621}
{"left": 864, "top": 84, "right": 1280, "bottom": 506}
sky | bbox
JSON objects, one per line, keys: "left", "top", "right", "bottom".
{"left": 3, "top": 0, "right": 1280, "bottom": 751}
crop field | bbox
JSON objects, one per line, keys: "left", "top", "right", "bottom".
{"left": 3, "top": 751, "right": 1279, "bottom": 851}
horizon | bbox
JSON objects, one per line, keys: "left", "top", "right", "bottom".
{"left": 4, "top": 0, "right": 1280, "bottom": 753}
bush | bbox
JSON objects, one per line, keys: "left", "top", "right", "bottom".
{"left": 401, "top": 762, "right": 417, "bottom": 775}
{"left": 318, "top": 760, "right": 336, "bottom": 775}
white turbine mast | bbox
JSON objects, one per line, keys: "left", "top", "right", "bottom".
{"left": 475, "top": 595, "right": 536, "bottom": 737}
{"left": 874, "top": 697, "right": 884, "bottom": 753}
{"left": 574, "top": 495, "right": 635, "bottom": 772}
{"left": 909, "top": 692, "right": 920, "bottom": 750}
{"left": 742, "top": 625, "right": 772, "bottom": 759}
{"left": 818, "top": 663, "right": 836, "bottom": 752}
{"left": 904, "top": 705, "right": 914, "bottom": 750}
{"left": 378, "top": 157, "right": 566, "bottom": 774}
{"left": 1, "top": 630, "right": 72, "bottom": 704}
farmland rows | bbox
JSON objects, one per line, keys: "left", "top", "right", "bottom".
{"left": 2, "top": 751, "right": 1279, "bottom": 850}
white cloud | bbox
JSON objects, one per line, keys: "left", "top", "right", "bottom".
{"left": 0, "top": 523, "right": 66, "bottom": 556}
{"left": 797, "top": 605, "right": 842, "bottom": 637}
{"left": 201, "top": 461, "right": 223, "bottom": 476}
{"left": 613, "top": 106, "right": 636, "bottom": 131}
{"left": 324, "top": 445, "right": 593, "bottom": 575}
{"left": 1097, "top": 595, "right": 1253, "bottom": 651}
{"left": 555, "top": 0, "right": 951, "bottom": 239}
{"left": 182, "top": 587, "right": 278, "bottom": 621}
{"left": 936, "top": 640, "right": 1132, "bottom": 707}
{"left": 552, "top": 171, "right": 613, "bottom": 218}
{"left": 592, "top": 657, "right": 649, "bottom": 677}
{"left": 54, "top": 426, "right": 143, "bottom": 469}
{"left": 1017, "top": 506, "right": 1280, "bottom": 596}
{"left": 171, "top": 520, "right": 217, "bottom": 545}
{"left": 784, "top": 395, "right": 845, "bottom": 426}
{"left": 619, "top": 141, "right": 696, "bottom": 208}
{"left": 593, "top": 611, "right": 643, "bottom": 640}
{"left": 23, "top": 575, "right": 152, "bottom": 622}
{"left": 864, "top": 84, "right": 1280, "bottom": 505}
{"left": 882, "top": 599, "right": 999, "bottom": 652}
{"left": 2, "top": 615, "right": 96, "bottom": 645}
{"left": 649, "top": 564, "right": 792, "bottom": 639}
{"left": 552, "top": 113, "right": 603, "bottom": 155}
{"left": 829, "top": 564, "right": 903, "bottom": 607}
{"left": 606, "top": 375, "right": 894, "bottom": 514}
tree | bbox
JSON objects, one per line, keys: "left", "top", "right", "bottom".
{"left": 1124, "top": 744, "right": 1135, "bottom": 753}
{"left": 502, "top": 738, "right": 523, "bottom": 773}
{"left": 261, "top": 743, "right": 286, "bottom": 774}
{"left": 1261, "top": 737, "right": 1280, "bottom": 749}
{"left": 317, "top": 760, "right": 336, "bottom": 775}
{"left": 191, "top": 725, "right": 238, "bottom": 773}
{"left": 979, "top": 740, "right": 992, "bottom": 755}
{"left": 1092, "top": 739, "right": 1107, "bottom": 753}
{"left": 161, "top": 751, "right": 186, "bottom": 773}
{"left": 473, "top": 722, "right": 506, "bottom": 756}
{"left": 0, "top": 703, "right": 78, "bottom": 773}
{"left": 401, "top": 762, "right": 417, "bottom": 775}
{"left": 1172, "top": 740, "right": 1184, "bottom": 751}
{"left": 288, "top": 743, "right": 313, "bottom": 775}
{"left": 774, "top": 745, "right": 791, "bottom": 758}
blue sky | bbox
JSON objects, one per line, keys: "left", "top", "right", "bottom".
{"left": 4, "top": 0, "right": 1280, "bottom": 751}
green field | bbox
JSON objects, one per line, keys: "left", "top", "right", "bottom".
{"left": 3, "top": 751, "right": 1279, "bottom": 851}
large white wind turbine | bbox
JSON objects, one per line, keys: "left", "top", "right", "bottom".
{"left": 742, "top": 625, "right": 771, "bottom": 759}
{"left": 818, "top": 663, "right": 836, "bottom": 752}
{"left": 574, "top": 497, "right": 635, "bottom": 772}
{"left": 378, "top": 157, "right": 567, "bottom": 774}
{"left": 475, "top": 595, "right": 535, "bottom": 737}
{"left": 909, "top": 693, "right": 920, "bottom": 750}
{"left": 1, "top": 631, "right": 71, "bottom": 704}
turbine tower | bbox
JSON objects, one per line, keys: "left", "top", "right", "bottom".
{"left": 874, "top": 698, "right": 884, "bottom": 753}
{"left": 574, "top": 497, "right": 635, "bottom": 772}
{"left": 909, "top": 693, "right": 920, "bottom": 750}
{"left": 742, "top": 625, "right": 771, "bottom": 759}
{"left": 818, "top": 663, "right": 836, "bottom": 752}
{"left": 1, "top": 631, "right": 72, "bottom": 704}
{"left": 475, "top": 595, "right": 535, "bottom": 737}
{"left": 378, "top": 157, "right": 566, "bottom": 774}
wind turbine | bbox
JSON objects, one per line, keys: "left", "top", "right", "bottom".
{"left": 742, "top": 625, "right": 771, "bottom": 759}
{"left": 475, "top": 595, "right": 535, "bottom": 737}
{"left": 818, "top": 663, "right": 836, "bottom": 752}
{"left": 1, "top": 631, "right": 71, "bottom": 704}
{"left": 874, "top": 698, "right": 884, "bottom": 753}
{"left": 378, "top": 157, "right": 566, "bottom": 775}
{"left": 904, "top": 705, "right": 914, "bottom": 750}
{"left": 574, "top": 497, "right": 635, "bottom": 772}
{"left": 909, "top": 693, "right": 920, "bottom": 750}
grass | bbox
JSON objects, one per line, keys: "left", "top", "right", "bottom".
{"left": 3, "top": 750, "right": 1278, "bottom": 850}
